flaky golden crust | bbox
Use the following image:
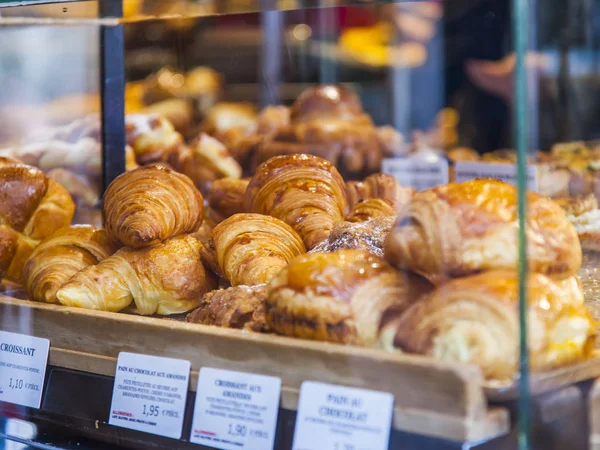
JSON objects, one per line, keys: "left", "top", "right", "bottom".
{"left": 266, "top": 250, "right": 433, "bottom": 346}
{"left": 245, "top": 154, "right": 348, "bottom": 250}
{"left": 385, "top": 179, "right": 582, "bottom": 284}
{"left": 212, "top": 213, "right": 306, "bottom": 286}
{"left": 56, "top": 234, "right": 215, "bottom": 315}
{"left": 207, "top": 178, "right": 249, "bottom": 222}
{"left": 346, "top": 198, "right": 395, "bottom": 223}
{"left": 186, "top": 285, "right": 269, "bottom": 332}
{"left": 346, "top": 173, "right": 413, "bottom": 210}
{"left": 23, "top": 226, "right": 119, "bottom": 303}
{"left": 103, "top": 165, "right": 204, "bottom": 248}
{"left": 126, "top": 114, "right": 183, "bottom": 165}
{"left": 0, "top": 163, "right": 75, "bottom": 283}
{"left": 388, "top": 271, "right": 595, "bottom": 380}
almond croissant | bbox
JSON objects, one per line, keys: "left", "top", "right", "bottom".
{"left": 385, "top": 179, "right": 582, "bottom": 284}
{"left": 23, "top": 225, "right": 119, "bottom": 303}
{"left": 266, "top": 250, "right": 433, "bottom": 346}
{"left": 103, "top": 165, "right": 204, "bottom": 248}
{"left": 211, "top": 213, "right": 305, "bottom": 286}
{"left": 245, "top": 154, "right": 348, "bottom": 249}
{"left": 56, "top": 234, "right": 214, "bottom": 315}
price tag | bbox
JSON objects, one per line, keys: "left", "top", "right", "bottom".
{"left": 190, "top": 367, "right": 281, "bottom": 450}
{"left": 454, "top": 161, "right": 538, "bottom": 191}
{"left": 109, "top": 352, "right": 190, "bottom": 439}
{"left": 0, "top": 331, "right": 49, "bottom": 409}
{"left": 382, "top": 157, "right": 448, "bottom": 191}
{"left": 292, "top": 381, "right": 394, "bottom": 450}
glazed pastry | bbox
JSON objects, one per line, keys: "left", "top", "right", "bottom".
{"left": 385, "top": 179, "right": 581, "bottom": 284}
{"left": 345, "top": 173, "right": 413, "bottom": 210}
{"left": 346, "top": 198, "right": 396, "bottom": 223}
{"left": 212, "top": 213, "right": 306, "bottom": 286}
{"left": 56, "top": 234, "right": 214, "bottom": 315}
{"left": 126, "top": 114, "right": 183, "bottom": 165}
{"left": 555, "top": 194, "right": 600, "bottom": 251}
{"left": 386, "top": 271, "right": 595, "bottom": 380}
{"left": 0, "top": 163, "right": 75, "bottom": 283}
{"left": 207, "top": 178, "right": 249, "bottom": 222}
{"left": 311, "top": 216, "right": 395, "bottom": 258}
{"left": 245, "top": 154, "right": 348, "bottom": 249}
{"left": 186, "top": 285, "right": 269, "bottom": 332}
{"left": 169, "top": 134, "right": 242, "bottom": 192}
{"left": 23, "top": 226, "right": 119, "bottom": 303}
{"left": 266, "top": 250, "right": 433, "bottom": 346}
{"left": 103, "top": 165, "right": 204, "bottom": 248}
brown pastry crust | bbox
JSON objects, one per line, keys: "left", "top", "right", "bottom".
{"left": 0, "top": 163, "right": 75, "bottom": 283}
{"left": 310, "top": 217, "right": 395, "bottom": 258}
{"left": 346, "top": 173, "right": 413, "bottom": 210}
{"left": 212, "top": 213, "right": 306, "bottom": 286}
{"left": 346, "top": 198, "right": 395, "bottom": 223}
{"left": 103, "top": 165, "right": 204, "bottom": 248}
{"left": 447, "top": 147, "right": 479, "bottom": 163}
{"left": 387, "top": 271, "right": 594, "bottom": 380}
{"left": 207, "top": 178, "right": 249, "bottom": 222}
{"left": 266, "top": 250, "right": 433, "bottom": 346}
{"left": 56, "top": 234, "right": 215, "bottom": 315}
{"left": 23, "top": 225, "right": 119, "bottom": 303}
{"left": 385, "top": 179, "right": 582, "bottom": 284}
{"left": 186, "top": 285, "right": 269, "bottom": 332}
{"left": 126, "top": 114, "right": 183, "bottom": 165}
{"left": 245, "top": 154, "right": 348, "bottom": 250}
{"left": 554, "top": 194, "right": 598, "bottom": 217}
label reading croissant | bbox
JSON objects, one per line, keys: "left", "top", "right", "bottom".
{"left": 455, "top": 161, "right": 539, "bottom": 191}
{"left": 0, "top": 330, "right": 49, "bottom": 409}
{"left": 109, "top": 352, "right": 190, "bottom": 439}
{"left": 382, "top": 157, "right": 449, "bottom": 191}
{"left": 292, "top": 381, "right": 394, "bottom": 450}
{"left": 190, "top": 367, "right": 281, "bottom": 450}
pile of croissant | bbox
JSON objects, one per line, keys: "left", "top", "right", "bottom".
{"left": 1, "top": 140, "right": 596, "bottom": 382}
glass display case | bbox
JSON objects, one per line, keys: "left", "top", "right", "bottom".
{"left": 0, "top": 1, "right": 599, "bottom": 449}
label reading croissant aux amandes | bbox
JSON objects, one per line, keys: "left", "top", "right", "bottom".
{"left": 0, "top": 330, "right": 49, "bottom": 409}
{"left": 190, "top": 367, "right": 281, "bottom": 450}
{"left": 292, "top": 381, "right": 394, "bottom": 450}
{"left": 454, "top": 161, "right": 539, "bottom": 191}
{"left": 382, "top": 157, "right": 449, "bottom": 191}
{"left": 109, "top": 352, "right": 190, "bottom": 439}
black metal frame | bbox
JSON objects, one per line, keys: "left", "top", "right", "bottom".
{"left": 99, "top": 0, "right": 126, "bottom": 192}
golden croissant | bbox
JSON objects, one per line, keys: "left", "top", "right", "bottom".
{"left": 126, "top": 114, "right": 183, "bottom": 165}
{"left": 385, "top": 179, "right": 582, "bottom": 284}
{"left": 23, "top": 226, "right": 119, "bottom": 303}
{"left": 386, "top": 271, "right": 595, "bottom": 380}
{"left": 245, "top": 154, "right": 348, "bottom": 249}
{"left": 56, "top": 234, "right": 214, "bottom": 315}
{"left": 212, "top": 213, "right": 305, "bottom": 286}
{"left": 266, "top": 249, "right": 433, "bottom": 346}
{"left": 346, "top": 173, "right": 413, "bottom": 210}
{"left": 346, "top": 198, "right": 396, "bottom": 223}
{"left": 0, "top": 162, "right": 75, "bottom": 283}
{"left": 103, "top": 165, "right": 204, "bottom": 248}
{"left": 207, "top": 178, "right": 249, "bottom": 222}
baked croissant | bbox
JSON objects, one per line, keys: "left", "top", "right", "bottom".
{"left": 169, "top": 134, "right": 242, "bottom": 192}
{"left": 0, "top": 163, "right": 75, "bottom": 283}
{"left": 385, "top": 179, "right": 582, "bottom": 284}
{"left": 386, "top": 271, "right": 595, "bottom": 380}
{"left": 207, "top": 178, "right": 249, "bottom": 222}
{"left": 23, "top": 226, "right": 119, "bottom": 303}
{"left": 126, "top": 114, "right": 183, "bottom": 165}
{"left": 245, "top": 154, "right": 348, "bottom": 249}
{"left": 346, "top": 173, "right": 412, "bottom": 210}
{"left": 212, "top": 213, "right": 306, "bottom": 286}
{"left": 56, "top": 234, "right": 214, "bottom": 315}
{"left": 346, "top": 198, "right": 396, "bottom": 223}
{"left": 266, "top": 250, "right": 433, "bottom": 346}
{"left": 103, "top": 165, "right": 204, "bottom": 248}
{"left": 186, "top": 285, "right": 269, "bottom": 332}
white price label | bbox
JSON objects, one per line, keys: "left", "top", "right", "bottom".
{"left": 109, "top": 352, "right": 190, "bottom": 439}
{"left": 0, "top": 331, "right": 49, "bottom": 409}
{"left": 190, "top": 367, "right": 281, "bottom": 450}
{"left": 382, "top": 157, "right": 448, "bottom": 191}
{"left": 454, "top": 161, "right": 538, "bottom": 191}
{"left": 292, "top": 381, "right": 394, "bottom": 450}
